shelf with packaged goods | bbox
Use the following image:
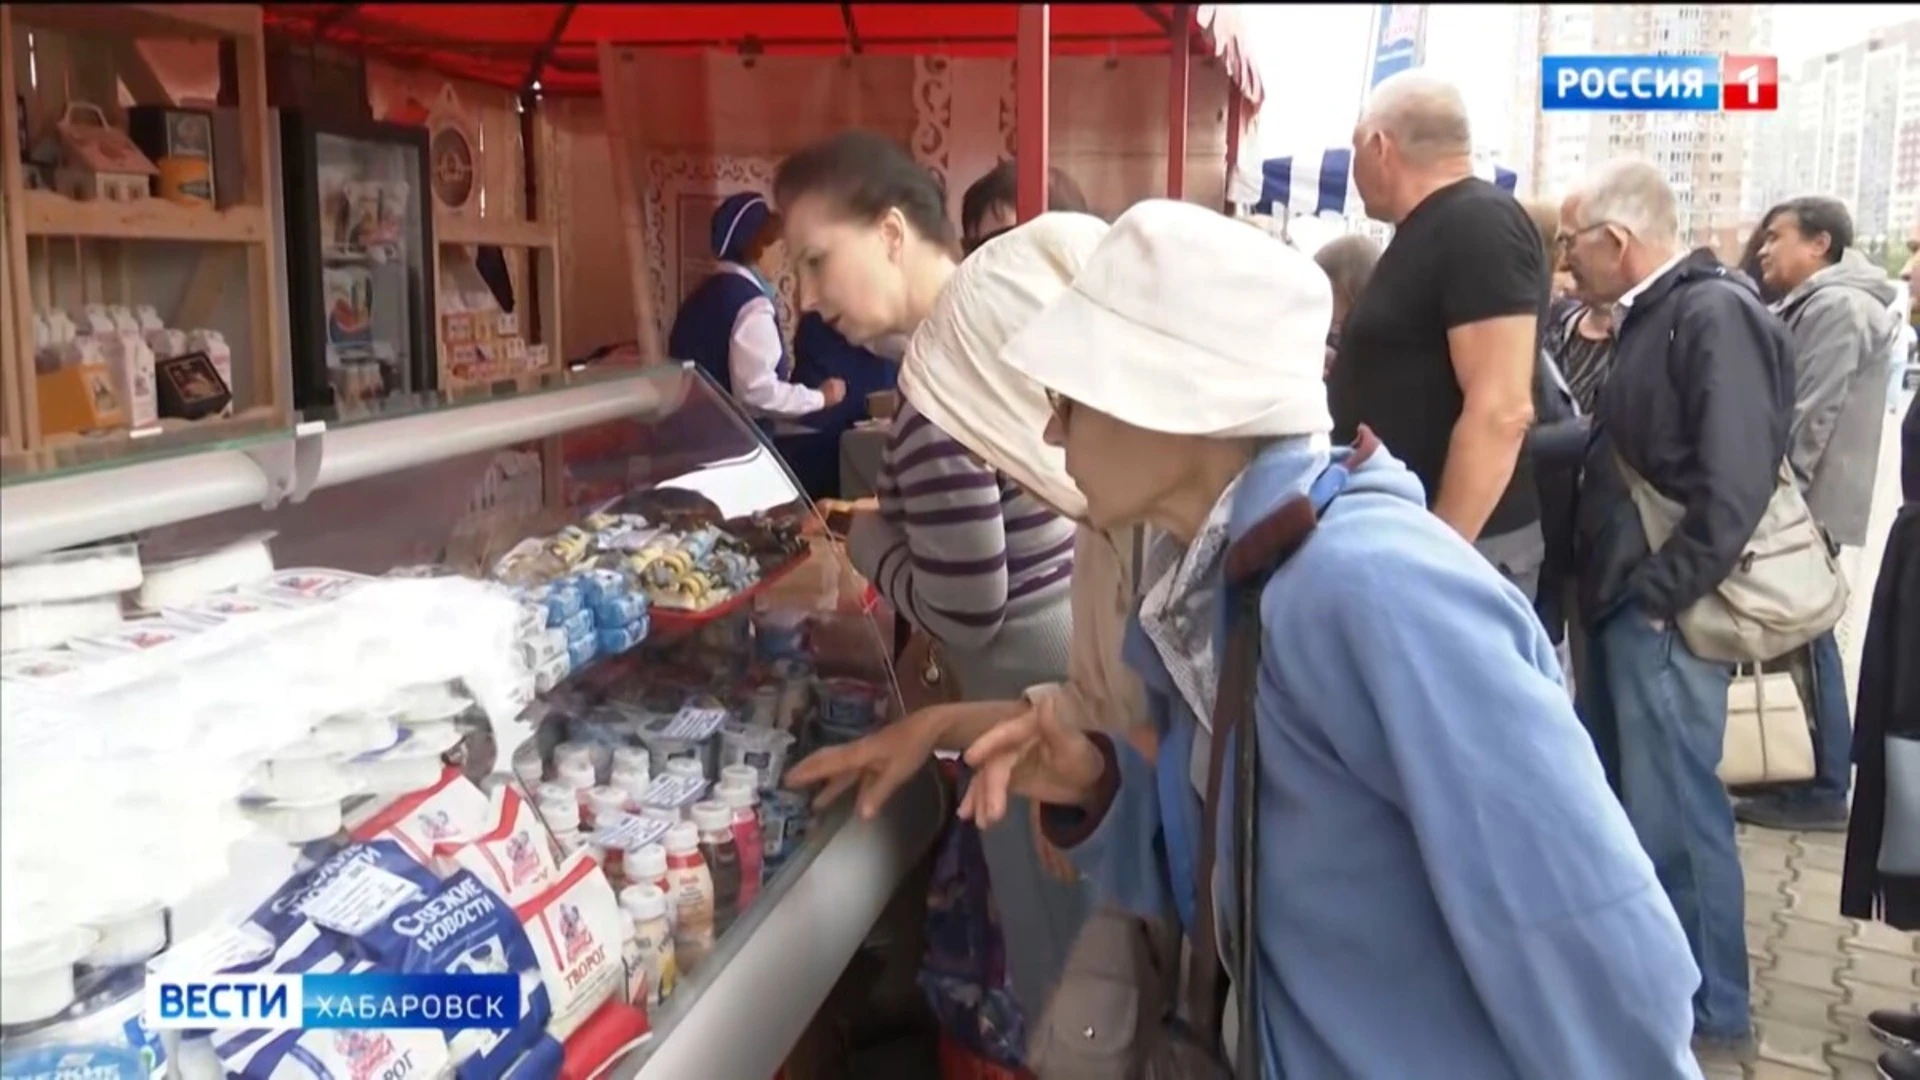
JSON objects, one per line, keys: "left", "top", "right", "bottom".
{"left": 0, "top": 370, "right": 928, "bottom": 1075}
{"left": 0, "top": 363, "right": 687, "bottom": 564}
{"left": 619, "top": 767, "right": 946, "bottom": 1079}
{"left": 17, "top": 189, "right": 272, "bottom": 243}
{"left": 1, "top": 2, "right": 290, "bottom": 455}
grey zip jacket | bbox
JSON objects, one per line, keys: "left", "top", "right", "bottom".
{"left": 1773, "top": 248, "right": 1899, "bottom": 547}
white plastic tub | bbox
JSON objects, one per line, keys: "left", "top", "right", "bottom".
{"left": 82, "top": 902, "right": 169, "bottom": 967}
{"left": 0, "top": 927, "right": 96, "bottom": 1024}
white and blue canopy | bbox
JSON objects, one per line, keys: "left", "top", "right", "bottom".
{"left": 1234, "top": 148, "right": 1519, "bottom": 216}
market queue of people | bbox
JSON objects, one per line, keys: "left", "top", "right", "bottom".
{"left": 755, "top": 67, "right": 1915, "bottom": 1078}
{"left": 772, "top": 70, "right": 1712, "bottom": 1079}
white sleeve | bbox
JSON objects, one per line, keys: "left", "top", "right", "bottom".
{"left": 729, "top": 298, "right": 826, "bottom": 417}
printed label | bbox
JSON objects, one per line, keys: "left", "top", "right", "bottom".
{"left": 661, "top": 706, "right": 727, "bottom": 741}
{"left": 300, "top": 860, "right": 427, "bottom": 937}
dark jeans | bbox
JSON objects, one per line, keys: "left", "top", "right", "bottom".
{"left": 1585, "top": 605, "right": 1750, "bottom": 1040}
{"left": 1777, "top": 630, "right": 1853, "bottom": 806}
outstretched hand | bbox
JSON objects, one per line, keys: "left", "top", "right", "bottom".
{"left": 784, "top": 709, "right": 943, "bottom": 820}
{"left": 956, "top": 697, "right": 1106, "bottom": 830}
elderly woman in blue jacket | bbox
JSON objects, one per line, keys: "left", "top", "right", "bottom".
{"left": 957, "top": 201, "right": 1705, "bottom": 1079}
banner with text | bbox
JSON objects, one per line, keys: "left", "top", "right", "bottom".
{"left": 1367, "top": 5, "right": 1428, "bottom": 91}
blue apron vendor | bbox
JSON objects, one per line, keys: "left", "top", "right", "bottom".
{"left": 668, "top": 191, "right": 846, "bottom": 420}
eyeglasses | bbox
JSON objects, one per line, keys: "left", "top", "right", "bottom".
{"left": 1045, "top": 388, "right": 1073, "bottom": 426}
{"left": 1555, "top": 221, "right": 1625, "bottom": 252}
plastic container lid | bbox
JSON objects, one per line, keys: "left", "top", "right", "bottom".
{"left": 719, "top": 765, "right": 759, "bottom": 790}
{"left": 690, "top": 801, "right": 731, "bottom": 834}
{"left": 628, "top": 843, "right": 668, "bottom": 880}
{"left": 612, "top": 747, "right": 651, "bottom": 774}
{"left": 557, "top": 758, "right": 597, "bottom": 790}
{"left": 715, "top": 779, "right": 756, "bottom": 810}
{"left": 664, "top": 821, "right": 700, "bottom": 855}
{"left": 535, "top": 781, "right": 578, "bottom": 806}
{"left": 619, "top": 883, "right": 668, "bottom": 922}
{"left": 665, "top": 759, "right": 704, "bottom": 781}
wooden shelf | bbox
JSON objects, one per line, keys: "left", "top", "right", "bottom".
{"left": 435, "top": 213, "right": 558, "bottom": 250}
{"left": 4, "top": 4, "right": 256, "bottom": 40}
{"left": 20, "top": 190, "right": 269, "bottom": 243}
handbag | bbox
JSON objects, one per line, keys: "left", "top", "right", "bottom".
{"left": 1718, "top": 662, "right": 1816, "bottom": 786}
{"left": 1614, "top": 452, "right": 1847, "bottom": 663}
{"left": 1031, "top": 524, "right": 1222, "bottom": 1080}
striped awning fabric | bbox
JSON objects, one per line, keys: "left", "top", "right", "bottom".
{"left": 1234, "top": 149, "right": 1519, "bottom": 216}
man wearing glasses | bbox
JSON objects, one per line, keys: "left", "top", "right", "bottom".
{"left": 1561, "top": 160, "right": 1794, "bottom": 1068}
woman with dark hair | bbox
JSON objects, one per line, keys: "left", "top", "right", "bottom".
{"left": 1738, "top": 203, "right": 1788, "bottom": 304}
{"left": 774, "top": 131, "right": 1087, "bottom": 1036}
{"left": 959, "top": 159, "right": 1093, "bottom": 254}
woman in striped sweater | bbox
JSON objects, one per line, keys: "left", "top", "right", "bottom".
{"left": 775, "top": 133, "right": 1083, "bottom": 1026}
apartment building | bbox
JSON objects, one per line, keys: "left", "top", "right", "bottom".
{"left": 1781, "top": 18, "right": 1920, "bottom": 243}
{"left": 1519, "top": 4, "right": 1771, "bottom": 258}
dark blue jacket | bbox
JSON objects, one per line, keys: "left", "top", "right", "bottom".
{"left": 1575, "top": 249, "right": 1795, "bottom": 624}
{"left": 666, "top": 271, "right": 789, "bottom": 394}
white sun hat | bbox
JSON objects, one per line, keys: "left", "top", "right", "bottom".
{"left": 1000, "top": 199, "right": 1334, "bottom": 439}
{"left": 898, "top": 212, "right": 1110, "bottom": 519}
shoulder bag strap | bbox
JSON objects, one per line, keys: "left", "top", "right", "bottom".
{"left": 1186, "top": 429, "right": 1382, "bottom": 1076}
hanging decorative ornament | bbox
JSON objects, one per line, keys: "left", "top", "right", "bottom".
{"left": 426, "top": 84, "right": 480, "bottom": 217}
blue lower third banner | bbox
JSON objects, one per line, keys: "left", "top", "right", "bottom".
{"left": 146, "top": 973, "right": 522, "bottom": 1031}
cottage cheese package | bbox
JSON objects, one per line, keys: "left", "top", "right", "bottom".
{"left": 433, "top": 784, "right": 560, "bottom": 905}
{"left": 348, "top": 769, "right": 492, "bottom": 866}
{"left": 511, "top": 851, "right": 624, "bottom": 1041}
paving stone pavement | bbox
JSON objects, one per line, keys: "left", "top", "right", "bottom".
{"left": 1703, "top": 397, "right": 1918, "bottom": 1080}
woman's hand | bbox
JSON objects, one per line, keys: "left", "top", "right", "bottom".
{"left": 957, "top": 697, "right": 1107, "bottom": 830}
{"left": 784, "top": 707, "right": 946, "bottom": 820}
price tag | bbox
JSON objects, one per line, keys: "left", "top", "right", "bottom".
{"left": 298, "top": 859, "right": 427, "bottom": 936}
{"left": 663, "top": 706, "right": 728, "bottom": 741}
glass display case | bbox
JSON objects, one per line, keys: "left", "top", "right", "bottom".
{"left": 280, "top": 112, "right": 438, "bottom": 413}
{"left": 0, "top": 369, "right": 946, "bottom": 1079}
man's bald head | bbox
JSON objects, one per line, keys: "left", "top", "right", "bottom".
{"left": 1357, "top": 70, "right": 1473, "bottom": 166}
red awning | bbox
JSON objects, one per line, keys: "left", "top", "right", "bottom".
{"left": 263, "top": 3, "right": 1263, "bottom": 105}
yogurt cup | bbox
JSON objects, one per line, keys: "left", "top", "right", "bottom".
{"left": 584, "top": 786, "right": 631, "bottom": 828}
{"left": 0, "top": 927, "right": 98, "bottom": 1025}
{"left": 251, "top": 740, "right": 347, "bottom": 801}
{"left": 81, "top": 902, "right": 169, "bottom": 967}
{"left": 314, "top": 711, "right": 401, "bottom": 757}
{"left": 243, "top": 787, "right": 356, "bottom": 844}
{"left": 611, "top": 746, "right": 652, "bottom": 777}
{"left": 350, "top": 725, "right": 464, "bottom": 794}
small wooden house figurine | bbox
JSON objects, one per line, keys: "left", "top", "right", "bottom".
{"left": 52, "top": 103, "right": 156, "bottom": 203}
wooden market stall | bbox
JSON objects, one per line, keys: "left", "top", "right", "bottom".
{"left": 260, "top": 3, "right": 1266, "bottom": 367}
{"left": 1, "top": 3, "right": 289, "bottom": 468}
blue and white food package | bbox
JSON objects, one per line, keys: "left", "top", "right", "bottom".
{"left": 332, "top": 871, "right": 553, "bottom": 1080}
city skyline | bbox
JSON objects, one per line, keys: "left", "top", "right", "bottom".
{"left": 1248, "top": 3, "right": 1913, "bottom": 242}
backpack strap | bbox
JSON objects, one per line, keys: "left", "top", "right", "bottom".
{"left": 1185, "top": 426, "right": 1381, "bottom": 1074}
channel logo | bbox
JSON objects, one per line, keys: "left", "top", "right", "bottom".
{"left": 146, "top": 973, "right": 521, "bottom": 1031}
{"left": 1542, "top": 54, "right": 1778, "bottom": 112}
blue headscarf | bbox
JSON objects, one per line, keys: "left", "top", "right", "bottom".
{"left": 711, "top": 192, "right": 772, "bottom": 265}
